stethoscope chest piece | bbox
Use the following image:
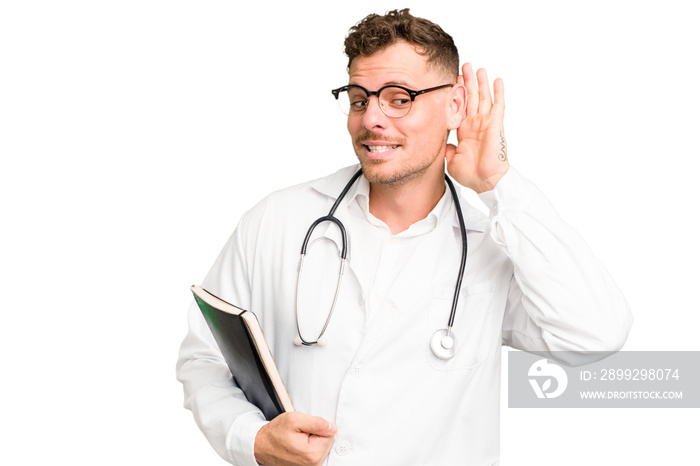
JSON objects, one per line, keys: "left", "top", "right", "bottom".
{"left": 430, "top": 328, "right": 457, "bottom": 360}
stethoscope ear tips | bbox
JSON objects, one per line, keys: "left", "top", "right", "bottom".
{"left": 317, "top": 335, "right": 329, "bottom": 346}
{"left": 293, "top": 336, "right": 303, "bottom": 347}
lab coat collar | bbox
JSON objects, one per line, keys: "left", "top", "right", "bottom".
{"left": 309, "top": 164, "right": 488, "bottom": 234}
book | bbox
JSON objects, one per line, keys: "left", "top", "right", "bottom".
{"left": 190, "top": 285, "right": 294, "bottom": 420}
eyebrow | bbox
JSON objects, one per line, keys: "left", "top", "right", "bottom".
{"left": 348, "top": 80, "right": 416, "bottom": 89}
{"left": 384, "top": 80, "right": 412, "bottom": 87}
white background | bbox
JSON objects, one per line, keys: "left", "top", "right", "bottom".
{"left": 1, "top": 0, "right": 698, "bottom": 464}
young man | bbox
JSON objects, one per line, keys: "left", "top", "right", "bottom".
{"left": 177, "top": 9, "right": 632, "bottom": 466}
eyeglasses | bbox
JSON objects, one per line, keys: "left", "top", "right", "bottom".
{"left": 331, "top": 83, "right": 453, "bottom": 119}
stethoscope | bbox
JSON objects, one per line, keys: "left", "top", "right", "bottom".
{"left": 293, "top": 169, "right": 468, "bottom": 360}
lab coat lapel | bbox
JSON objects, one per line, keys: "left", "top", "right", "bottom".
{"left": 308, "top": 164, "right": 364, "bottom": 262}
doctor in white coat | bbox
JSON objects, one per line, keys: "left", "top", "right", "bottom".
{"left": 177, "top": 9, "right": 632, "bottom": 466}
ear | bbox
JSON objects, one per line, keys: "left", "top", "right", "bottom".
{"left": 446, "top": 83, "right": 466, "bottom": 130}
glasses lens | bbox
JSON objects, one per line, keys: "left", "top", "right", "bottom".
{"left": 379, "top": 87, "right": 412, "bottom": 118}
{"left": 334, "top": 86, "right": 413, "bottom": 118}
{"left": 335, "top": 87, "right": 368, "bottom": 116}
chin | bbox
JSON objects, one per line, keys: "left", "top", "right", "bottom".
{"left": 359, "top": 160, "right": 426, "bottom": 186}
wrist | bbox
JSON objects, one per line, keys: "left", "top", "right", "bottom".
{"left": 471, "top": 166, "right": 509, "bottom": 194}
{"left": 253, "top": 423, "right": 271, "bottom": 465}
{"left": 230, "top": 415, "right": 269, "bottom": 466}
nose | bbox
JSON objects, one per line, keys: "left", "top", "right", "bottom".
{"left": 361, "top": 95, "right": 389, "bottom": 131}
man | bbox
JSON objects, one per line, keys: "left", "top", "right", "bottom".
{"left": 177, "top": 9, "right": 632, "bottom": 466}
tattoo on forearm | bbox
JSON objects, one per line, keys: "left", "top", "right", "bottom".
{"left": 498, "top": 132, "right": 507, "bottom": 161}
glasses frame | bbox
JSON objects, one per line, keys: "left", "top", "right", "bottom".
{"left": 331, "top": 83, "right": 453, "bottom": 119}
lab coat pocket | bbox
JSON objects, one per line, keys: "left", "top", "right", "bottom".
{"left": 426, "top": 281, "right": 499, "bottom": 371}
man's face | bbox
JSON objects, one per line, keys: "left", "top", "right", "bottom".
{"left": 347, "top": 41, "right": 452, "bottom": 186}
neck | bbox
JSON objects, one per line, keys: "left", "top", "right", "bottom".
{"left": 368, "top": 168, "right": 445, "bottom": 234}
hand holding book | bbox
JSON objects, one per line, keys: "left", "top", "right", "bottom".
{"left": 254, "top": 412, "right": 338, "bottom": 466}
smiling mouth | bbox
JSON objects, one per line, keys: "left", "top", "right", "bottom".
{"left": 365, "top": 144, "right": 399, "bottom": 153}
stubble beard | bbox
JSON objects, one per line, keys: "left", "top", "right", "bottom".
{"left": 353, "top": 133, "right": 445, "bottom": 187}
{"left": 360, "top": 157, "right": 431, "bottom": 186}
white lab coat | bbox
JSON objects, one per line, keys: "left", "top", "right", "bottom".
{"left": 176, "top": 165, "right": 632, "bottom": 465}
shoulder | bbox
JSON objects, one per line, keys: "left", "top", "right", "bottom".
{"left": 238, "top": 164, "right": 360, "bottom": 229}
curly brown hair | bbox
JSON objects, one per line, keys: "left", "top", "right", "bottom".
{"left": 344, "top": 9, "right": 459, "bottom": 80}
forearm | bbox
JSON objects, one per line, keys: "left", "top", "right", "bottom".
{"left": 481, "top": 167, "right": 633, "bottom": 354}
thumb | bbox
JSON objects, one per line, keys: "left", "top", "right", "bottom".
{"left": 297, "top": 415, "right": 337, "bottom": 437}
{"left": 445, "top": 143, "right": 457, "bottom": 165}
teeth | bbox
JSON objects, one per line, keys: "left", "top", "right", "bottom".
{"left": 366, "top": 145, "right": 398, "bottom": 153}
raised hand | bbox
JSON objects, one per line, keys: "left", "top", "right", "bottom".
{"left": 445, "top": 63, "right": 509, "bottom": 193}
{"left": 254, "top": 411, "right": 337, "bottom": 465}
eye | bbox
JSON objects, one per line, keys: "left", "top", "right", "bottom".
{"left": 350, "top": 98, "right": 368, "bottom": 109}
{"left": 383, "top": 89, "right": 411, "bottom": 108}
{"left": 346, "top": 89, "right": 368, "bottom": 112}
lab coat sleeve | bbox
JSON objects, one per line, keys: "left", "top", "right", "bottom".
{"left": 478, "top": 167, "right": 633, "bottom": 359}
{"left": 176, "top": 209, "right": 267, "bottom": 466}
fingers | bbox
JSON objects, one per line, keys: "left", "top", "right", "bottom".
{"left": 255, "top": 412, "right": 337, "bottom": 466}
{"left": 492, "top": 77, "right": 505, "bottom": 118}
{"left": 461, "top": 63, "right": 503, "bottom": 117}
{"left": 462, "top": 63, "right": 478, "bottom": 117}
{"left": 476, "top": 68, "right": 492, "bottom": 114}
{"left": 493, "top": 77, "right": 504, "bottom": 104}
{"left": 296, "top": 414, "right": 338, "bottom": 438}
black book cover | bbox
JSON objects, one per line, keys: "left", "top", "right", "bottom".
{"left": 191, "top": 285, "right": 294, "bottom": 420}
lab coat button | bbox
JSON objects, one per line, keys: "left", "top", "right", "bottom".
{"left": 335, "top": 441, "right": 350, "bottom": 456}
{"left": 351, "top": 364, "right": 362, "bottom": 377}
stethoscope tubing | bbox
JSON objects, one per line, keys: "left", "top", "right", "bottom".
{"left": 295, "top": 170, "right": 362, "bottom": 345}
{"left": 294, "top": 169, "right": 468, "bottom": 355}
{"left": 444, "top": 175, "right": 468, "bottom": 334}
